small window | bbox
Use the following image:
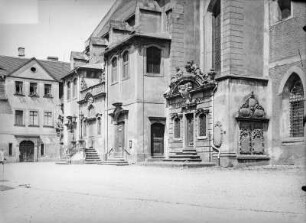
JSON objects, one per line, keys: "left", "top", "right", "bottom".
{"left": 126, "top": 14, "right": 135, "bottom": 27}
{"left": 29, "top": 111, "right": 39, "bottom": 126}
{"left": 146, "top": 47, "right": 161, "bottom": 74}
{"left": 278, "top": 0, "right": 291, "bottom": 20}
{"left": 44, "top": 112, "right": 53, "bottom": 127}
{"left": 15, "top": 110, "right": 24, "bottom": 126}
{"left": 111, "top": 57, "right": 118, "bottom": 83}
{"left": 73, "top": 79, "right": 77, "bottom": 98}
{"left": 41, "top": 144, "right": 45, "bottom": 156}
{"left": 15, "top": 81, "right": 23, "bottom": 95}
{"left": 198, "top": 114, "right": 207, "bottom": 137}
{"left": 44, "top": 84, "right": 52, "bottom": 97}
{"left": 9, "top": 143, "right": 13, "bottom": 156}
{"left": 97, "top": 118, "right": 101, "bottom": 135}
{"left": 29, "top": 83, "right": 38, "bottom": 96}
{"left": 174, "top": 118, "right": 180, "bottom": 139}
{"left": 122, "top": 51, "right": 129, "bottom": 79}
{"left": 67, "top": 82, "right": 71, "bottom": 100}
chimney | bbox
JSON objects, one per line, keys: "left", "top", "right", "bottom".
{"left": 47, "top": 56, "right": 59, "bottom": 61}
{"left": 18, "top": 47, "right": 25, "bottom": 57}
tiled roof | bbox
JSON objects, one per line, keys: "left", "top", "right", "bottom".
{"left": 0, "top": 55, "right": 70, "bottom": 81}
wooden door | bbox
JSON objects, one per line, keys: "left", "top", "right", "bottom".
{"left": 186, "top": 114, "right": 194, "bottom": 146}
{"left": 151, "top": 123, "right": 164, "bottom": 156}
{"left": 19, "top": 141, "right": 34, "bottom": 162}
{"left": 114, "top": 122, "right": 125, "bottom": 157}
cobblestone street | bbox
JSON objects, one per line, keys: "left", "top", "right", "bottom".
{"left": 0, "top": 163, "right": 305, "bottom": 223}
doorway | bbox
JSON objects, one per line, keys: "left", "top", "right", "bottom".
{"left": 114, "top": 122, "right": 125, "bottom": 157}
{"left": 19, "top": 140, "right": 34, "bottom": 162}
{"left": 186, "top": 113, "right": 194, "bottom": 147}
{"left": 151, "top": 123, "right": 165, "bottom": 156}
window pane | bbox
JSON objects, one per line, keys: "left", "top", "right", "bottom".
{"left": 15, "top": 81, "right": 23, "bottom": 94}
{"left": 29, "top": 111, "right": 38, "bottom": 126}
{"left": 15, "top": 110, "right": 23, "bottom": 125}
{"left": 30, "top": 83, "right": 37, "bottom": 95}
{"left": 44, "top": 112, "right": 52, "bottom": 126}
{"left": 44, "top": 84, "right": 51, "bottom": 96}
{"left": 112, "top": 58, "right": 117, "bottom": 82}
{"left": 147, "top": 47, "right": 161, "bottom": 74}
{"left": 199, "top": 114, "right": 206, "bottom": 137}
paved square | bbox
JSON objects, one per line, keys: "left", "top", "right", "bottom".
{"left": 0, "top": 163, "right": 305, "bottom": 223}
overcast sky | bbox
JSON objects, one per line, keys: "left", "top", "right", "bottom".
{"left": 0, "top": 0, "right": 114, "bottom": 62}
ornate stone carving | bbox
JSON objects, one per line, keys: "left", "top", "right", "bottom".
{"left": 109, "top": 102, "right": 128, "bottom": 124}
{"left": 251, "top": 128, "right": 264, "bottom": 154}
{"left": 240, "top": 128, "right": 251, "bottom": 154}
{"left": 80, "top": 76, "right": 87, "bottom": 90}
{"left": 238, "top": 92, "right": 266, "bottom": 119}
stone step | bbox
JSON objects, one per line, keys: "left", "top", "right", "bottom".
{"left": 142, "top": 161, "right": 216, "bottom": 168}
{"left": 168, "top": 155, "right": 200, "bottom": 159}
{"left": 163, "top": 158, "right": 202, "bottom": 162}
{"left": 100, "top": 161, "right": 129, "bottom": 166}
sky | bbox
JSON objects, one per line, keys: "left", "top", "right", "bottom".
{"left": 0, "top": 0, "right": 115, "bottom": 62}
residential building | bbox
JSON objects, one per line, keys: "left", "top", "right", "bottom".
{"left": 0, "top": 49, "right": 70, "bottom": 162}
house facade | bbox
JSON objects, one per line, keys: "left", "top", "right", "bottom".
{"left": 0, "top": 52, "right": 70, "bottom": 162}
{"left": 63, "top": 0, "right": 305, "bottom": 166}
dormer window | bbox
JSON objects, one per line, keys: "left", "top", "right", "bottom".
{"left": 29, "top": 83, "right": 38, "bottom": 97}
{"left": 15, "top": 81, "right": 23, "bottom": 95}
{"left": 44, "top": 84, "right": 52, "bottom": 98}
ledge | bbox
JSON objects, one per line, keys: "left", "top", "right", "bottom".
{"left": 43, "top": 95, "right": 53, "bottom": 99}
{"left": 237, "top": 155, "right": 270, "bottom": 160}
{"left": 282, "top": 137, "right": 304, "bottom": 144}
{"left": 216, "top": 75, "right": 269, "bottom": 85}
{"left": 29, "top": 94, "right": 39, "bottom": 98}
{"left": 236, "top": 117, "right": 269, "bottom": 123}
{"left": 14, "top": 93, "right": 25, "bottom": 97}
{"left": 28, "top": 125, "right": 40, "bottom": 128}
{"left": 43, "top": 125, "right": 54, "bottom": 128}
{"left": 14, "top": 124, "right": 25, "bottom": 127}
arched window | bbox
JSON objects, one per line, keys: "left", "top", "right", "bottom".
{"left": 67, "top": 81, "right": 71, "bottom": 100}
{"left": 174, "top": 118, "right": 180, "bottom": 139}
{"left": 212, "top": 0, "right": 221, "bottom": 72}
{"left": 289, "top": 78, "right": 304, "bottom": 137}
{"left": 111, "top": 57, "right": 118, "bottom": 83}
{"left": 122, "top": 51, "right": 129, "bottom": 79}
{"left": 198, "top": 114, "right": 207, "bottom": 137}
{"left": 73, "top": 78, "right": 77, "bottom": 98}
{"left": 146, "top": 46, "right": 161, "bottom": 74}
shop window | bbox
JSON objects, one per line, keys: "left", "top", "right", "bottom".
{"left": 9, "top": 143, "right": 12, "bottom": 156}
{"left": 44, "top": 84, "right": 52, "bottom": 97}
{"left": 44, "top": 111, "right": 53, "bottom": 127}
{"left": 15, "top": 81, "right": 23, "bottom": 95}
{"left": 41, "top": 144, "right": 45, "bottom": 156}
{"left": 29, "top": 83, "right": 38, "bottom": 96}
{"left": 174, "top": 118, "right": 180, "bottom": 139}
{"left": 146, "top": 47, "right": 161, "bottom": 74}
{"left": 111, "top": 57, "right": 118, "bottom": 83}
{"left": 29, "top": 111, "right": 39, "bottom": 126}
{"left": 198, "top": 114, "right": 207, "bottom": 137}
{"left": 122, "top": 51, "right": 129, "bottom": 79}
{"left": 289, "top": 79, "right": 304, "bottom": 137}
{"left": 212, "top": 0, "right": 221, "bottom": 72}
{"left": 15, "top": 110, "right": 24, "bottom": 126}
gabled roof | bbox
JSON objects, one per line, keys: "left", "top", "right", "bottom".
{"left": 0, "top": 55, "right": 70, "bottom": 81}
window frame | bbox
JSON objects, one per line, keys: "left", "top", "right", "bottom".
{"left": 97, "top": 117, "right": 102, "bottom": 135}
{"left": 41, "top": 143, "right": 45, "bottom": 156}
{"left": 14, "top": 109, "right": 24, "bottom": 126}
{"left": 44, "top": 84, "right": 52, "bottom": 98}
{"left": 122, "top": 50, "right": 129, "bottom": 80}
{"left": 9, "top": 143, "right": 13, "bottom": 156}
{"left": 29, "top": 82, "right": 38, "bottom": 97}
{"left": 67, "top": 81, "right": 71, "bottom": 100}
{"left": 173, "top": 117, "right": 181, "bottom": 140}
{"left": 43, "top": 111, "right": 53, "bottom": 127}
{"left": 73, "top": 78, "right": 77, "bottom": 98}
{"left": 29, "top": 110, "right": 39, "bottom": 127}
{"left": 198, "top": 113, "right": 208, "bottom": 139}
{"left": 111, "top": 56, "right": 118, "bottom": 84}
{"left": 145, "top": 45, "right": 163, "bottom": 76}
{"left": 15, "top": 81, "right": 24, "bottom": 95}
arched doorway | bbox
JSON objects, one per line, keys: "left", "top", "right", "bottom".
{"left": 151, "top": 123, "right": 165, "bottom": 157}
{"left": 19, "top": 140, "right": 34, "bottom": 162}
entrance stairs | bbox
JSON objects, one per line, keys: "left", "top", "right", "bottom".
{"left": 100, "top": 157, "right": 129, "bottom": 166}
{"left": 84, "top": 148, "right": 101, "bottom": 164}
{"left": 143, "top": 149, "right": 216, "bottom": 168}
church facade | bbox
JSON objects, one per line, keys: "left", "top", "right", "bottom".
{"left": 62, "top": 0, "right": 305, "bottom": 167}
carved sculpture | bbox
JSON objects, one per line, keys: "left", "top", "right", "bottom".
{"left": 178, "top": 82, "right": 193, "bottom": 104}
{"left": 238, "top": 92, "right": 266, "bottom": 119}
{"left": 80, "top": 76, "right": 87, "bottom": 90}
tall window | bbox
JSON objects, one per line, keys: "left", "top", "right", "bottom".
{"left": 9, "top": 143, "right": 13, "bottom": 156}
{"left": 278, "top": 0, "right": 291, "bottom": 20}
{"left": 111, "top": 57, "right": 118, "bottom": 83}
{"left": 122, "top": 51, "right": 129, "bottom": 79}
{"left": 44, "top": 84, "right": 52, "bottom": 97}
{"left": 44, "top": 112, "right": 53, "bottom": 127}
{"left": 212, "top": 0, "right": 221, "bottom": 72}
{"left": 198, "top": 114, "right": 207, "bottom": 137}
{"left": 73, "top": 79, "right": 77, "bottom": 98}
{"left": 174, "top": 118, "right": 180, "bottom": 139}
{"left": 15, "top": 81, "right": 23, "bottom": 95}
{"left": 41, "top": 144, "right": 45, "bottom": 156}
{"left": 29, "top": 111, "right": 39, "bottom": 126}
{"left": 147, "top": 47, "right": 161, "bottom": 74}
{"left": 97, "top": 118, "right": 101, "bottom": 135}
{"left": 67, "top": 82, "right": 71, "bottom": 100}
{"left": 289, "top": 79, "right": 304, "bottom": 137}
{"left": 166, "top": 10, "right": 172, "bottom": 33}
{"left": 15, "top": 110, "right": 24, "bottom": 126}
{"left": 29, "top": 83, "right": 38, "bottom": 96}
